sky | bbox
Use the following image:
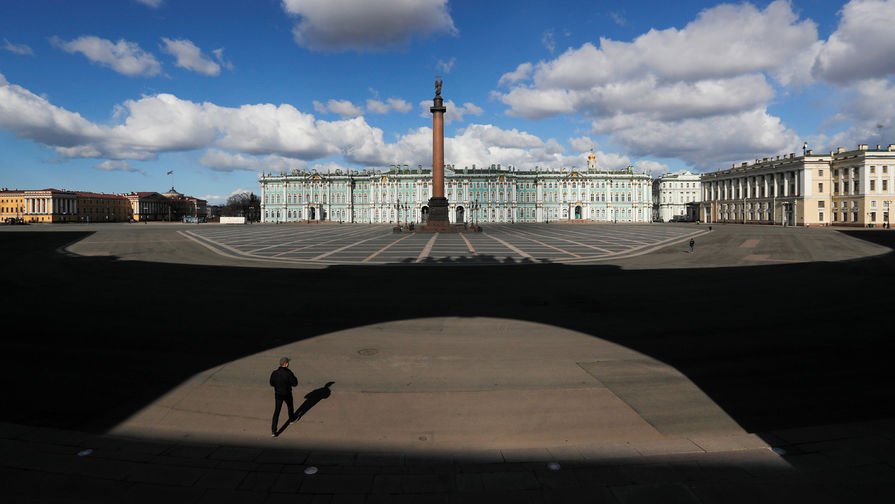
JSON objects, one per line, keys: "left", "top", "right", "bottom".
{"left": 1, "top": 0, "right": 894, "bottom": 204}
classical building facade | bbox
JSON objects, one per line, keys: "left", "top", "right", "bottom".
{"left": 652, "top": 170, "right": 702, "bottom": 222}
{"left": 259, "top": 154, "right": 653, "bottom": 224}
{"left": 76, "top": 192, "right": 133, "bottom": 223}
{"left": 1, "top": 189, "right": 26, "bottom": 222}
{"left": 125, "top": 187, "right": 207, "bottom": 222}
{"left": 700, "top": 144, "right": 895, "bottom": 227}
{"left": 1, "top": 185, "right": 205, "bottom": 223}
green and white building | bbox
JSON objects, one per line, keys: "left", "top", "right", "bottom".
{"left": 259, "top": 153, "right": 653, "bottom": 224}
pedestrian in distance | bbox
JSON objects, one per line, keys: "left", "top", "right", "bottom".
{"left": 270, "top": 357, "right": 299, "bottom": 437}
{"left": 689, "top": 238, "right": 695, "bottom": 254}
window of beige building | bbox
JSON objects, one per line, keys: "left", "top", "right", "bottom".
{"left": 871, "top": 180, "right": 876, "bottom": 191}
{"left": 818, "top": 182, "right": 823, "bottom": 193}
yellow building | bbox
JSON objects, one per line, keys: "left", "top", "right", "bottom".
{"left": 76, "top": 192, "right": 133, "bottom": 223}
{"left": 1, "top": 189, "right": 26, "bottom": 223}
{"left": 21, "top": 189, "right": 78, "bottom": 223}
{"left": 701, "top": 144, "right": 895, "bottom": 227}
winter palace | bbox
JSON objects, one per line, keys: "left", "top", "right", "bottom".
{"left": 259, "top": 152, "right": 653, "bottom": 224}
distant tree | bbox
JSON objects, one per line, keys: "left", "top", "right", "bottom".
{"left": 224, "top": 192, "right": 261, "bottom": 221}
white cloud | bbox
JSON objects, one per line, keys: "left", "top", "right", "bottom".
{"left": 498, "top": 62, "right": 533, "bottom": 87}
{"left": 160, "top": 38, "right": 221, "bottom": 76}
{"left": 135, "top": 0, "right": 163, "bottom": 7}
{"left": 609, "top": 12, "right": 626, "bottom": 27}
{"left": 602, "top": 109, "right": 802, "bottom": 170}
{"left": 281, "top": 0, "right": 456, "bottom": 51}
{"left": 812, "top": 0, "right": 895, "bottom": 84}
{"left": 492, "top": 0, "right": 820, "bottom": 167}
{"left": 51, "top": 35, "right": 162, "bottom": 77}
{"left": 542, "top": 30, "right": 555, "bottom": 54}
{"left": 212, "top": 48, "right": 234, "bottom": 71}
{"left": 633, "top": 160, "right": 669, "bottom": 176}
{"left": 569, "top": 136, "right": 597, "bottom": 152}
{"left": 94, "top": 160, "right": 144, "bottom": 174}
{"left": 366, "top": 97, "right": 411, "bottom": 114}
{"left": 199, "top": 149, "right": 308, "bottom": 172}
{"left": 3, "top": 38, "right": 34, "bottom": 55}
{"left": 418, "top": 99, "right": 483, "bottom": 124}
{"left": 0, "top": 73, "right": 667, "bottom": 176}
{"left": 436, "top": 57, "right": 456, "bottom": 74}
{"left": 313, "top": 98, "right": 364, "bottom": 117}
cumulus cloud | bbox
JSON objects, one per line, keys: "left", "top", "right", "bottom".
{"left": 498, "top": 62, "right": 533, "bottom": 87}
{"left": 160, "top": 38, "right": 223, "bottom": 76}
{"left": 569, "top": 136, "right": 597, "bottom": 152}
{"left": 313, "top": 99, "right": 364, "bottom": 117}
{"left": 492, "top": 0, "right": 821, "bottom": 167}
{"left": 135, "top": 0, "right": 163, "bottom": 7}
{"left": 281, "top": 0, "right": 457, "bottom": 51}
{"left": 94, "top": 159, "right": 144, "bottom": 174}
{"left": 51, "top": 35, "right": 162, "bottom": 77}
{"left": 603, "top": 109, "right": 802, "bottom": 170}
{"left": 418, "top": 99, "right": 483, "bottom": 124}
{"left": 0, "top": 72, "right": 659, "bottom": 176}
{"left": 633, "top": 159, "right": 669, "bottom": 176}
{"left": 199, "top": 149, "right": 309, "bottom": 172}
{"left": 812, "top": 0, "right": 895, "bottom": 84}
{"left": 366, "top": 97, "right": 412, "bottom": 114}
{"left": 3, "top": 38, "right": 34, "bottom": 55}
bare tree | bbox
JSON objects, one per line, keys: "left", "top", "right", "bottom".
{"left": 224, "top": 192, "right": 261, "bottom": 221}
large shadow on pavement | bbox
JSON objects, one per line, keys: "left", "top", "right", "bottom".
{"left": 2, "top": 230, "right": 894, "bottom": 437}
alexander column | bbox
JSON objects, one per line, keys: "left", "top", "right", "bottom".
{"left": 425, "top": 76, "right": 451, "bottom": 230}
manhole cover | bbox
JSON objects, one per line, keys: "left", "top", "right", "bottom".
{"left": 357, "top": 348, "right": 379, "bottom": 356}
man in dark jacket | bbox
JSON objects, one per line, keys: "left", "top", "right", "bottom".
{"left": 270, "top": 357, "right": 299, "bottom": 437}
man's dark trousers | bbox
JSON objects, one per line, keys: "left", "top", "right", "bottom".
{"left": 270, "top": 364, "right": 298, "bottom": 435}
{"left": 272, "top": 393, "right": 295, "bottom": 434}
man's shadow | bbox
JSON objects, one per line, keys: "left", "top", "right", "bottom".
{"left": 276, "top": 381, "right": 334, "bottom": 436}
{"left": 296, "top": 381, "right": 334, "bottom": 419}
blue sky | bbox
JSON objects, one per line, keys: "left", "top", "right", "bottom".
{"left": 1, "top": 0, "right": 894, "bottom": 204}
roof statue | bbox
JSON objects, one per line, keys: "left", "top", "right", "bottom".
{"left": 435, "top": 77, "right": 443, "bottom": 97}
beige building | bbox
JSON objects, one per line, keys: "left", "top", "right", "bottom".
{"left": 18, "top": 189, "right": 79, "bottom": 223}
{"left": 700, "top": 144, "right": 895, "bottom": 227}
{"left": 830, "top": 145, "right": 895, "bottom": 226}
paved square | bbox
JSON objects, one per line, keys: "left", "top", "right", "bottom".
{"left": 183, "top": 223, "right": 701, "bottom": 265}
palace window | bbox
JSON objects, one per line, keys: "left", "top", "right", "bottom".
{"left": 884, "top": 180, "right": 889, "bottom": 191}
{"left": 818, "top": 183, "right": 823, "bottom": 193}
{"left": 871, "top": 180, "right": 876, "bottom": 191}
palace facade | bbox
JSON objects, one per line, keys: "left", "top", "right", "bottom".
{"left": 652, "top": 170, "right": 702, "bottom": 222}
{"left": 258, "top": 153, "right": 653, "bottom": 224}
{"left": 700, "top": 144, "right": 895, "bottom": 227}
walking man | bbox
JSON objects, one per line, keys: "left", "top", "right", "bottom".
{"left": 689, "top": 238, "right": 695, "bottom": 253}
{"left": 270, "top": 357, "right": 298, "bottom": 437}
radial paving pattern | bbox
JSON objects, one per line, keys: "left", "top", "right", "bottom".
{"left": 183, "top": 223, "right": 701, "bottom": 265}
